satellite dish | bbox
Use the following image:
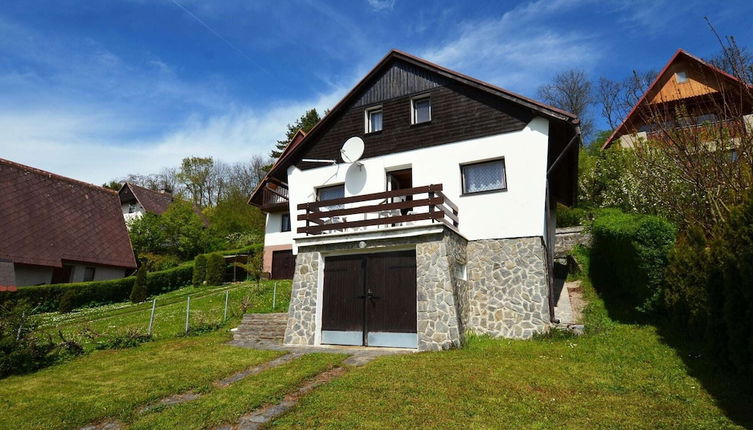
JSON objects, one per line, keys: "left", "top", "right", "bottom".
{"left": 340, "top": 137, "right": 364, "bottom": 163}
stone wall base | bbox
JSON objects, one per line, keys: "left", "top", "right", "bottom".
{"left": 283, "top": 227, "right": 551, "bottom": 351}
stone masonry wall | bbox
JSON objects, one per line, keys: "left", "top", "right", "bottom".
{"left": 283, "top": 251, "right": 320, "bottom": 346}
{"left": 554, "top": 226, "right": 591, "bottom": 258}
{"left": 465, "top": 237, "right": 550, "bottom": 339}
{"left": 415, "top": 230, "right": 467, "bottom": 351}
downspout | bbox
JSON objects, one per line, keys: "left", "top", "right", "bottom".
{"left": 546, "top": 124, "right": 582, "bottom": 324}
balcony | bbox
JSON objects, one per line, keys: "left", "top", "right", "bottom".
{"left": 297, "top": 184, "right": 459, "bottom": 235}
{"left": 261, "top": 180, "right": 289, "bottom": 212}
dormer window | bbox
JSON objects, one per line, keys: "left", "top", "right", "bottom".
{"left": 675, "top": 71, "right": 688, "bottom": 83}
{"left": 412, "top": 95, "right": 431, "bottom": 124}
{"left": 365, "top": 106, "right": 383, "bottom": 133}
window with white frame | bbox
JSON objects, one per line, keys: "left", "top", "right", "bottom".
{"left": 411, "top": 95, "right": 431, "bottom": 124}
{"left": 461, "top": 159, "right": 507, "bottom": 194}
{"left": 365, "top": 106, "right": 383, "bottom": 133}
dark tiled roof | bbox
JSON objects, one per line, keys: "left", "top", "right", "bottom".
{"left": 121, "top": 182, "right": 174, "bottom": 215}
{"left": 0, "top": 158, "right": 137, "bottom": 269}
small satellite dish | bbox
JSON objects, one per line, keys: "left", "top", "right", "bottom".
{"left": 340, "top": 137, "right": 364, "bottom": 163}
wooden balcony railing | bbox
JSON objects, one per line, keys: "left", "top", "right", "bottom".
{"left": 645, "top": 118, "right": 747, "bottom": 143}
{"left": 297, "top": 184, "right": 459, "bottom": 235}
{"left": 261, "top": 181, "right": 289, "bottom": 210}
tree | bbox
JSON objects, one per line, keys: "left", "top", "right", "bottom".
{"left": 160, "top": 200, "right": 209, "bottom": 259}
{"left": 130, "top": 265, "right": 148, "bottom": 303}
{"left": 205, "top": 188, "right": 265, "bottom": 249}
{"left": 128, "top": 213, "right": 168, "bottom": 255}
{"left": 537, "top": 70, "right": 594, "bottom": 141}
{"left": 102, "top": 180, "right": 122, "bottom": 191}
{"left": 269, "top": 109, "right": 321, "bottom": 160}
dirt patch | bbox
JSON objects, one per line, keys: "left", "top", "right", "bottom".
{"left": 567, "top": 281, "right": 586, "bottom": 323}
{"left": 78, "top": 419, "right": 124, "bottom": 430}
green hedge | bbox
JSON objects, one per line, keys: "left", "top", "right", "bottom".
{"left": 0, "top": 264, "right": 193, "bottom": 313}
{"left": 589, "top": 209, "right": 677, "bottom": 313}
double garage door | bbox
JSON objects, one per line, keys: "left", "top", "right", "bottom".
{"left": 321, "top": 250, "right": 417, "bottom": 348}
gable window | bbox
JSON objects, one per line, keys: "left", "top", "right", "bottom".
{"left": 280, "top": 213, "right": 291, "bottom": 232}
{"left": 412, "top": 95, "right": 431, "bottom": 124}
{"left": 317, "top": 184, "right": 345, "bottom": 210}
{"left": 128, "top": 202, "right": 137, "bottom": 213}
{"left": 461, "top": 159, "right": 507, "bottom": 195}
{"left": 83, "top": 267, "right": 96, "bottom": 282}
{"left": 365, "top": 106, "right": 383, "bottom": 133}
{"left": 676, "top": 71, "right": 688, "bottom": 83}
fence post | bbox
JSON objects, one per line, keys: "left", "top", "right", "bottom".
{"left": 148, "top": 299, "right": 157, "bottom": 335}
{"left": 223, "top": 290, "right": 229, "bottom": 322}
{"left": 272, "top": 282, "right": 277, "bottom": 310}
{"left": 185, "top": 296, "right": 191, "bottom": 334}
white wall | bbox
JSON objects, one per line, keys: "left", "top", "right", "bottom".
{"left": 69, "top": 264, "right": 128, "bottom": 283}
{"left": 122, "top": 203, "right": 146, "bottom": 223}
{"left": 13, "top": 265, "right": 53, "bottom": 286}
{"left": 264, "top": 212, "right": 295, "bottom": 247}
{"left": 281, "top": 117, "right": 550, "bottom": 247}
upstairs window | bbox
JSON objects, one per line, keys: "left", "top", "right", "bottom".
{"left": 317, "top": 184, "right": 345, "bottom": 210}
{"left": 461, "top": 159, "right": 507, "bottom": 195}
{"left": 280, "top": 213, "right": 291, "bottom": 232}
{"left": 83, "top": 267, "right": 96, "bottom": 282}
{"left": 128, "top": 202, "right": 137, "bottom": 213}
{"left": 365, "top": 106, "right": 383, "bottom": 133}
{"left": 676, "top": 71, "right": 688, "bottom": 83}
{"left": 412, "top": 95, "right": 431, "bottom": 124}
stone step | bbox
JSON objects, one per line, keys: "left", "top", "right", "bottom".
{"left": 233, "top": 313, "right": 289, "bottom": 344}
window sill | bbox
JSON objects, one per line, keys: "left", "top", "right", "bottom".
{"left": 364, "top": 130, "right": 383, "bottom": 136}
{"left": 459, "top": 188, "right": 507, "bottom": 197}
{"left": 410, "top": 120, "right": 432, "bottom": 127}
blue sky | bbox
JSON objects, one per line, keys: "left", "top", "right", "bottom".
{"left": 1, "top": 0, "right": 751, "bottom": 184}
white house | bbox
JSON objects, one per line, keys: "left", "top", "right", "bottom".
{"left": 248, "top": 50, "right": 580, "bottom": 351}
{"left": 118, "top": 182, "right": 174, "bottom": 223}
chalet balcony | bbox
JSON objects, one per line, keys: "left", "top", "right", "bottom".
{"left": 261, "top": 180, "right": 289, "bottom": 211}
{"left": 645, "top": 118, "right": 749, "bottom": 144}
{"left": 297, "top": 184, "right": 459, "bottom": 236}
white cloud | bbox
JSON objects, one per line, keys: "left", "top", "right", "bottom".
{"left": 420, "top": 0, "right": 603, "bottom": 94}
{"left": 367, "top": 0, "right": 396, "bottom": 11}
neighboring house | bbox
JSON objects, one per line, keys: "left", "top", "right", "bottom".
{"left": 0, "top": 158, "right": 137, "bottom": 287}
{"left": 249, "top": 50, "right": 581, "bottom": 351}
{"left": 118, "top": 182, "right": 174, "bottom": 222}
{"left": 603, "top": 49, "right": 753, "bottom": 149}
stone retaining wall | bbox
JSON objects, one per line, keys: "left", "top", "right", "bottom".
{"left": 554, "top": 226, "right": 591, "bottom": 258}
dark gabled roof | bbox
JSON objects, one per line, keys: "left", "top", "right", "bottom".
{"left": 119, "top": 182, "right": 174, "bottom": 215}
{"left": 0, "top": 158, "right": 137, "bottom": 269}
{"left": 264, "top": 49, "right": 579, "bottom": 180}
{"left": 603, "top": 49, "right": 753, "bottom": 149}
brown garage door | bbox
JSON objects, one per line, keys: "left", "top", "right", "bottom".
{"left": 321, "top": 250, "right": 417, "bottom": 348}
{"left": 271, "top": 250, "right": 296, "bottom": 280}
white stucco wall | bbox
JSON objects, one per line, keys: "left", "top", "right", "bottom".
{"left": 278, "top": 117, "right": 550, "bottom": 249}
{"left": 13, "top": 265, "right": 53, "bottom": 286}
{"left": 69, "top": 264, "right": 128, "bottom": 283}
{"left": 122, "top": 203, "right": 146, "bottom": 223}
{"left": 264, "top": 212, "right": 295, "bottom": 247}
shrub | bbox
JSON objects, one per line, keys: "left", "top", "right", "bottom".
{"left": 557, "top": 204, "right": 589, "bottom": 227}
{"left": 664, "top": 226, "right": 710, "bottom": 335}
{"left": 205, "top": 253, "right": 225, "bottom": 286}
{"left": 589, "top": 209, "right": 676, "bottom": 313}
{"left": 130, "top": 266, "right": 148, "bottom": 303}
{"left": 58, "top": 288, "right": 76, "bottom": 313}
{"left": 140, "top": 252, "right": 181, "bottom": 272}
{"left": 0, "top": 302, "right": 57, "bottom": 377}
{"left": 192, "top": 254, "right": 207, "bottom": 286}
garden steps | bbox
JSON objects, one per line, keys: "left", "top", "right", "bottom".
{"left": 232, "top": 313, "right": 288, "bottom": 344}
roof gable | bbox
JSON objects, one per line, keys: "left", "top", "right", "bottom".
{"left": 120, "top": 182, "right": 174, "bottom": 215}
{"left": 0, "top": 158, "right": 137, "bottom": 269}
{"left": 603, "top": 49, "right": 753, "bottom": 148}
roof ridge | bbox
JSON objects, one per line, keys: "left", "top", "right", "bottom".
{"left": 0, "top": 158, "right": 117, "bottom": 195}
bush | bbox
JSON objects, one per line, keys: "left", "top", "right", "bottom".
{"left": 58, "top": 288, "right": 76, "bottom": 313}
{"left": 140, "top": 252, "right": 181, "bottom": 272}
{"left": 130, "top": 266, "right": 148, "bottom": 303}
{"left": 205, "top": 253, "right": 225, "bottom": 286}
{"left": 664, "top": 227, "right": 710, "bottom": 334}
{"left": 590, "top": 209, "right": 676, "bottom": 313}
{"left": 193, "top": 254, "right": 207, "bottom": 286}
{"left": 1, "top": 302, "right": 60, "bottom": 377}
{"left": 557, "top": 204, "right": 589, "bottom": 227}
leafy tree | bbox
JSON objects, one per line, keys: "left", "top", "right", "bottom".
{"left": 205, "top": 188, "right": 265, "bottom": 249}
{"left": 130, "top": 265, "right": 148, "bottom": 303}
{"left": 101, "top": 180, "right": 122, "bottom": 191}
{"left": 178, "top": 157, "right": 214, "bottom": 207}
{"left": 233, "top": 251, "right": 264, "bottom": 286}
{"left": 128, "top": 213, "right": 168, "bottom": 255}
{"left": 269, "top": 109, "right": 321, "bottom": 160}
{"left": 160, "top": 200, "right": 209, "bottom": 259}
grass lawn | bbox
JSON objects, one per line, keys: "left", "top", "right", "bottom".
{"left": 130, "top": 353, "right": 345, "bottom": 430}
{"left": 0, "top": 332, "right": 284, "bottom": 430}
{"left": 35, "top": 280, "right": 291, "bottom": 349}
{"left": 271, "top": 261, "right": 753, "bottom": 429}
